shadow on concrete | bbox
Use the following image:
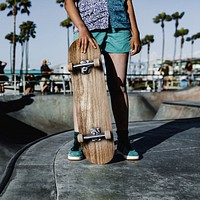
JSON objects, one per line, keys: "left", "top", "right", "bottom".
{"left": 131, "top": 118, "right": 200, "bottom": 157}
{"left": 0, "top": 94, "right": 48, "bottom": 184}
{"left": 0, "top": 94, "right": 34, "bottom": 113}
{"left": 111, "top": 118, "right": 200, "bottom": 163}
{"left": 0, "top": 94, "right": 47, "bottom": 144}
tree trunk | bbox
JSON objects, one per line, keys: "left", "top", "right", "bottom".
{"left": 26, "top": 41, "right": 29, "bottom": 73}
{"left": 12, "top": 13, "right": 17, "bottom": 82}
{"left": 20, "top": 44, "right": 25, "bottom": 77}
{"left": 147, "top": 43, "right": 150, "bottom": 73}
{"left": 173, "top": 36, "right": 177, "bottom": 65}
{"left": 161, "top": 27, "right": 165, "bottom": 67}
{"left": 191, "top": 43, "right": 194, "bottom": 59}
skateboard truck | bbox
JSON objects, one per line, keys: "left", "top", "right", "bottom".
{"left": 80, "top": 60, "right": 92, "bottom": 74}
{"left": 77, "top": 128, "right": 112, "bottom": 143}
{"left": 68, "top": 59, "right": 100, "bottom": 74}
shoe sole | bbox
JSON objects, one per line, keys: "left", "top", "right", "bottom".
{"left": 117, "top": 150, "right": 139, "bottom": 160}
{"left": 67, "top": 155, "right": 83, "bottom": 161}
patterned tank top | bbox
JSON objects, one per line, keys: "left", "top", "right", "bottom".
{"left": 75, "top": 0, "right": 130, "bottom": 31}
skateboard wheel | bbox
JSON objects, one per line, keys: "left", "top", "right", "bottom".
{"left": 68, "top": 63, "right": 73, "bottom": 72}
{"left": 77, "top": 134, "right": 84, "bottom": 143}
{"left": 93, "top": 58, "right": 100, "bottom": 67}
{"left": 104, "top": 131, "right": 112, "bottom": 140}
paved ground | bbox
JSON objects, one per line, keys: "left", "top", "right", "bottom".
{"left": 1, "top": 87, "right": 200, "bottom": 199}
{"left": 0, "top": 118, "right": 200, "bottom": 200}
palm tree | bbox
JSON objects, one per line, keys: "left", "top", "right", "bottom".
{"left": 186, "top": 32, "right": 200, "bottom": 58}
{"left": 56, "top": 0, "right": 73, "bottom": 61}
{"left": 153, "top": 12, "right": 172, "bottom": 66}
{"left": 138, "top": 38, "right": 147, "bottom": 67}
{"left": 60, "top": 17, "right": 73, "bottom": 50}
{"left": 171, "top": 12, "right": 185, "bottom": 65}
{"left": 175, "top": 27, "right": 189, "bottom": 71}
{"left": 56, "top": 0, "right": 64, "bottom": 7}
{"left": 19, "top": 21, "right": 36, "bottom": 73}
{"left": 18, "top": 31, "right": 26, "bottom": 77}
{"left": 5, "top": 32, "right": 19, "bottom": 68}
{"left": 141, "top": 35, "right": 155, "bottom": 71}
{"left": 0, "top": 0, "right": 32, "bottom": 78}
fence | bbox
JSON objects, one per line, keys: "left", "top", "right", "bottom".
{"left": 1, "top": 73, "right": 72, "bottom": 95}
{"left": 1, "top": 72, "right": 200, "bottom": 96}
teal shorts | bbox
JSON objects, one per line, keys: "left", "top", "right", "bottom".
{"left": 74, "top": 28, "right": 131, "bottom": 53}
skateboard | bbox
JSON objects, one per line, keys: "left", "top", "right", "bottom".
{"left": 68, "top": 39, "right": 114, "bottom": 164}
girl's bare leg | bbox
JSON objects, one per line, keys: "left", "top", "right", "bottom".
{"left": 72, "top": 52, "right": 129, "bottom": 141}
{"left": 73, "top": 52, "right": 129, "bottom": 136}
{"left": 104, "top": 52, "right": 129, "bottom": 132}
{"left": 73, "top": 102, "right": 79, "bottom": 132}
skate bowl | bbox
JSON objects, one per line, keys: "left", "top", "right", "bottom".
{"left": 0, "top": 86, "right": 200, "bottom": 199}
{"left": 0, "top": 86, "right": 199, "bottom": 135}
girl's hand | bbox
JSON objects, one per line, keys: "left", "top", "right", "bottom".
{"left": 78, "top": 26, "right": 97, "bottom": 53}
{"left": 130, "top": 35, "right": 141, "bottom": 56}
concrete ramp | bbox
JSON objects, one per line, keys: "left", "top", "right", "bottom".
{"left": 0, "top": 95, "right": 74, "bottom": 135}
{"left": 127, "top": 95, "right": 156, "bottom": 121}
{"left": 0, "top": 86, "right": 200, "bottom": 135}
{"left": 141, "top": 86, "right": 200, "bottom": 111}
{"left": 154, "top": 101, "right": 200, "bottom": 120}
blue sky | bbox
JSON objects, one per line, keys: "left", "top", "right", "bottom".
{"left": 0, "top": 0, "right": 200, "bottom": 70}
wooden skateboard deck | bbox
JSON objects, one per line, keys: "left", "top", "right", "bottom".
{"left": 68, "top": 39, "right": 114, "bottom": 164}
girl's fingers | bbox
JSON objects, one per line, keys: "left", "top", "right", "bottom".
{"left": 79, "top": 37, "right": 97, "bottom": 53}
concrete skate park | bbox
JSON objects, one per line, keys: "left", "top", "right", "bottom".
{"left": 0, "top": 86, "right": 200, "bottom": 199}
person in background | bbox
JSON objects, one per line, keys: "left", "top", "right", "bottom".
{"left": 53, "top": 75, "right": 63, "bottom": 93}
{"left": 65, "top": 0, "right": 141, "bottom": 161}
{"left": 163, "top": 64, "right": 169, "bottom": 87}
{"left": 40, "top": 59, "right": 53, "bottom": 95}
{"left": 157, "top": 66, "right": 164, "bottom": 92}
{"left": 185, "top": 61, "right": 194, "bottom": 87}
{"left": 25, "top": 74, "right": 35, "bottom": 95}
{"left": 0, "top": 60, "right": 8, "bottom": 96}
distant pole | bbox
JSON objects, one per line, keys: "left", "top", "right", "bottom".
{"left": 12, "top": 0, "right": 17, "bottom": 81}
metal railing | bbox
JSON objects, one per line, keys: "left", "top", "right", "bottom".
{"left": 1, "top": 73, "right": 200, "bottom": 96}
{"left": 127, "top": 73, "right": 200, "bottom": 92}
{"left": 1, "top": 73, "right": 72, "bottom": 96}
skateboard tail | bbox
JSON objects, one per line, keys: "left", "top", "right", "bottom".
{"left": 83, "top": 139, "right": 114, "bottom": 164}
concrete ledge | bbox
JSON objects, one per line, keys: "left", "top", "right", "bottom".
{"left": 154, "top": 101, "right": 200, "bottom": 120}
{"left": 163, "top": 101, "right": 200, "bottom": 107}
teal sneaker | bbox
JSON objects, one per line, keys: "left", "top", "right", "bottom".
{"left": 68, "top": 146, "right": 84, "bottom": 161}
{"left": 117, "top": 144, "right": 139, "bottom": 160}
